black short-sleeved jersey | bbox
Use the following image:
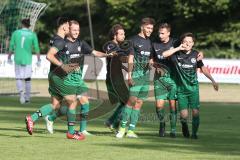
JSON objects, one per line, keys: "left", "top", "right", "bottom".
{"left": 171, "top": 50, "right": 202, "bottom": 91}
{"left": 49, "top": 35, "right": 68, "bottom": 72}
{"left": 129, "top": 35, "right": 153, "bottom": 74}
{"left": 63, "top": 38, "right": 93, "bottom": 85}
{"left": 152, "top": 38, "right": 178, "bottom": 73}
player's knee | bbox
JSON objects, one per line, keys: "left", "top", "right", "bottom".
{"left": 25, "top": 77, "right": 31, "bottom": 81}
{"left": 156, "top": 100, "right": 164, "bottom": 109}
{"left": 51, "top": 102, "right": 61, "bottom": 110}
{"left": 192, "top": 109, "right": 199, "bottom": 117}
{"left": 180, "top": 109, "right": 188, "bottom": 119}
{"left": 133, "top": 99, "right": 143, "bottom": 109}
{"left": 79, "top": 96, "right": 89, "bottom": 104}
{"left": 127, "top": 96, "right": 137, "bottom": 106}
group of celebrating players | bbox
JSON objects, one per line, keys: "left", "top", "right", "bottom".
{"left": 23, "top": 17, "right": 218, "bottom": 141}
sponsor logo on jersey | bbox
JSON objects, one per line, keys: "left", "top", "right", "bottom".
{"left": 140, "top": 51, "right": 150, "bottom": 56}
{"left": 70, "top": 54, "right": 80, "bottom": 58}
{"left": 157, "top": 55, "right": 164, "bottom": 59}
{"left": 191, "top": 58, "right": 196, "bottom": 63}
{"left": 182, "top": 64, "right": 193, "bottom": 68}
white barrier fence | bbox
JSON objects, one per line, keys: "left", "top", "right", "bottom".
{"left": 0, "top": 54, "right": 240, "bottom": 83}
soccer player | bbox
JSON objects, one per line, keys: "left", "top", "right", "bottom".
{"left": 104, "top": 24, "right": 129, "bottom": 131}
{"left": 116, "top": 17, "right": 155, "bottom": 138}
{"left": 162, "top": 32, "right": 208, "bottom": 139}
{"left": 25, "top": 17, "right": 85, "bottom": 141}
{"left": 152, "top": 23, "right": 178, "bottom": 137}
{"left": 8, "top": 18, "right": 41, "bottom": 104}
{"left": 44, "top": 20, "right": 114, "bottom": 135}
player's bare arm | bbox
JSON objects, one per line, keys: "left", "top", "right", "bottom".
{"left": 200, "top": 66, "right": 219, "bottom": 91}
{"left": 46, "top": 47, "right": 62, "bottom": 66}
{"left": 162, "top": 44, "right": 185, "bottom": 57}
{"left": 92, "top": 50, "right": 116, "bottom": 57}
{"left": 128, "top": 54, "right": 134, "bottom": 86}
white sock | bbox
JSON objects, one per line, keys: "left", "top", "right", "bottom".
{"left": 16, "top": 79, "right": 24, "bottom": 93}
{"left": 25, "top": 80, "right": 31, "bottom": 101}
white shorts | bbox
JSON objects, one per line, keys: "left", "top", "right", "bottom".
{"left": 15, "top": 64, "right": 32, "bottom": 79}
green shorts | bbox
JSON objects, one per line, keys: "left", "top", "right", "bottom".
{"left": 177, "top": 85, "right": 199, "bottom": 111}
{"left": 129, "top": 73, "right": 150, "bottom": 100}
{"left": 154, "top": 73, "right": 177, "bottom": 100}
{"left": 48, "top": 73, "right": 88, "bottom": 99}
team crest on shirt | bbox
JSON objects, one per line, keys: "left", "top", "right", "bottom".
{"left": 66, "top": 50, "right": 70, "bottom": 55}
{"left": 191, "top": 58, "right": 196, "bottom": 63}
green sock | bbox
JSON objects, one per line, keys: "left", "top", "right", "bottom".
{"left": 67, "top": 109, "right": 76, "bottom": 134}
{"left": 59, "top": 105, "right": 68, "bottom": 115}
{"left": 128, "top": 109, "right": 140, "bottom": 131}
{"left": 108, "top": 103, "right": 124, "bottom": 124}
{"left": 120, "top": 105, "right": 132, "bottom": 128}
{"left": 156, "top": 108, "right": 165, "bottom": 123}
{"left": 112, "top": 103, "right": 124, "bottom": 128}
{"left": 80, "top": 103, "right": 89, "bottom": 132}
{"left": 170, "top": 109, "right": 177, "bottom": 133}
{"left": 48, "top": 105, "right": 69, "bottom": 121}
{"left": 48, "top": 110, "right": 57, "bottom": 122}
{"left": 192, "top": 115, "right": 200, "bottom": 136}
{"left": 31, "top": 104, "right": 53, "bottom": 122}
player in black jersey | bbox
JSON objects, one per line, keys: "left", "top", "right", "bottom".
{"left": 104, "top": 24, "right": 129, "bottom": 132}
{"left": 152, "top": 23, "right": 178, "bottom": 137}
{"left": 44, "top": 20, "right": 114, "bottom": 136}
{"left": 163, "top": 32, "right": 218, "bottom": 139}
{"left": 116, "top": 17, "right": 155, "bottom": 138}
{"left": 25, "top": 17, "right": 85, "bottom": 140}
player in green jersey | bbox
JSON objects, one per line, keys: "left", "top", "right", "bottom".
{"left": 8, "top": 18, "right": 40, "bottom": 104}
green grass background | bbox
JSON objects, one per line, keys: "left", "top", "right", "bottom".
{"left": 0, "top": 96, "right": 239, "bottom": 160}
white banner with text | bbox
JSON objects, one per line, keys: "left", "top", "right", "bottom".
{"left": 0, "top": 54, "right": 239, "bottom": 83}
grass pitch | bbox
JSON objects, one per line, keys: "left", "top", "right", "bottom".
{"left": 0, "top": 96, "right": 239, "bottom": 160}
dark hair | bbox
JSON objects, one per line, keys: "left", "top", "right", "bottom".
{"left": 108, "top": 24, "right": 124, "bottom": 40}
{"left": 180, "top": 32, "right": 196, "bottom": 43}
{"left": 56, "top": 17, "right": 69, "bottom": 27}
{"left": 141, "top": 17, "right": 155, "bottom": 26}
{"left": 21, "top": 18, "right": 30, "bottom": 28}
{"left": 159, "top": 23, "right": 171, "bottom": 32}
{"left": 69, "top": 20, "right": 79, "bottom": 26}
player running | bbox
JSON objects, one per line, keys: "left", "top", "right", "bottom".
{"left": 25, "top": 17, "right": 86, "bottom": 141}
{"left": 44, "top": 20, "right": 115, "bottom": 135}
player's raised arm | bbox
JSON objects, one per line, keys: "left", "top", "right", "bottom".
{"left": 162, "top": 44, "right": 185, "bottom": 58}
{"left": 92, "top": 50, "right": 115, "bottom": 57}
